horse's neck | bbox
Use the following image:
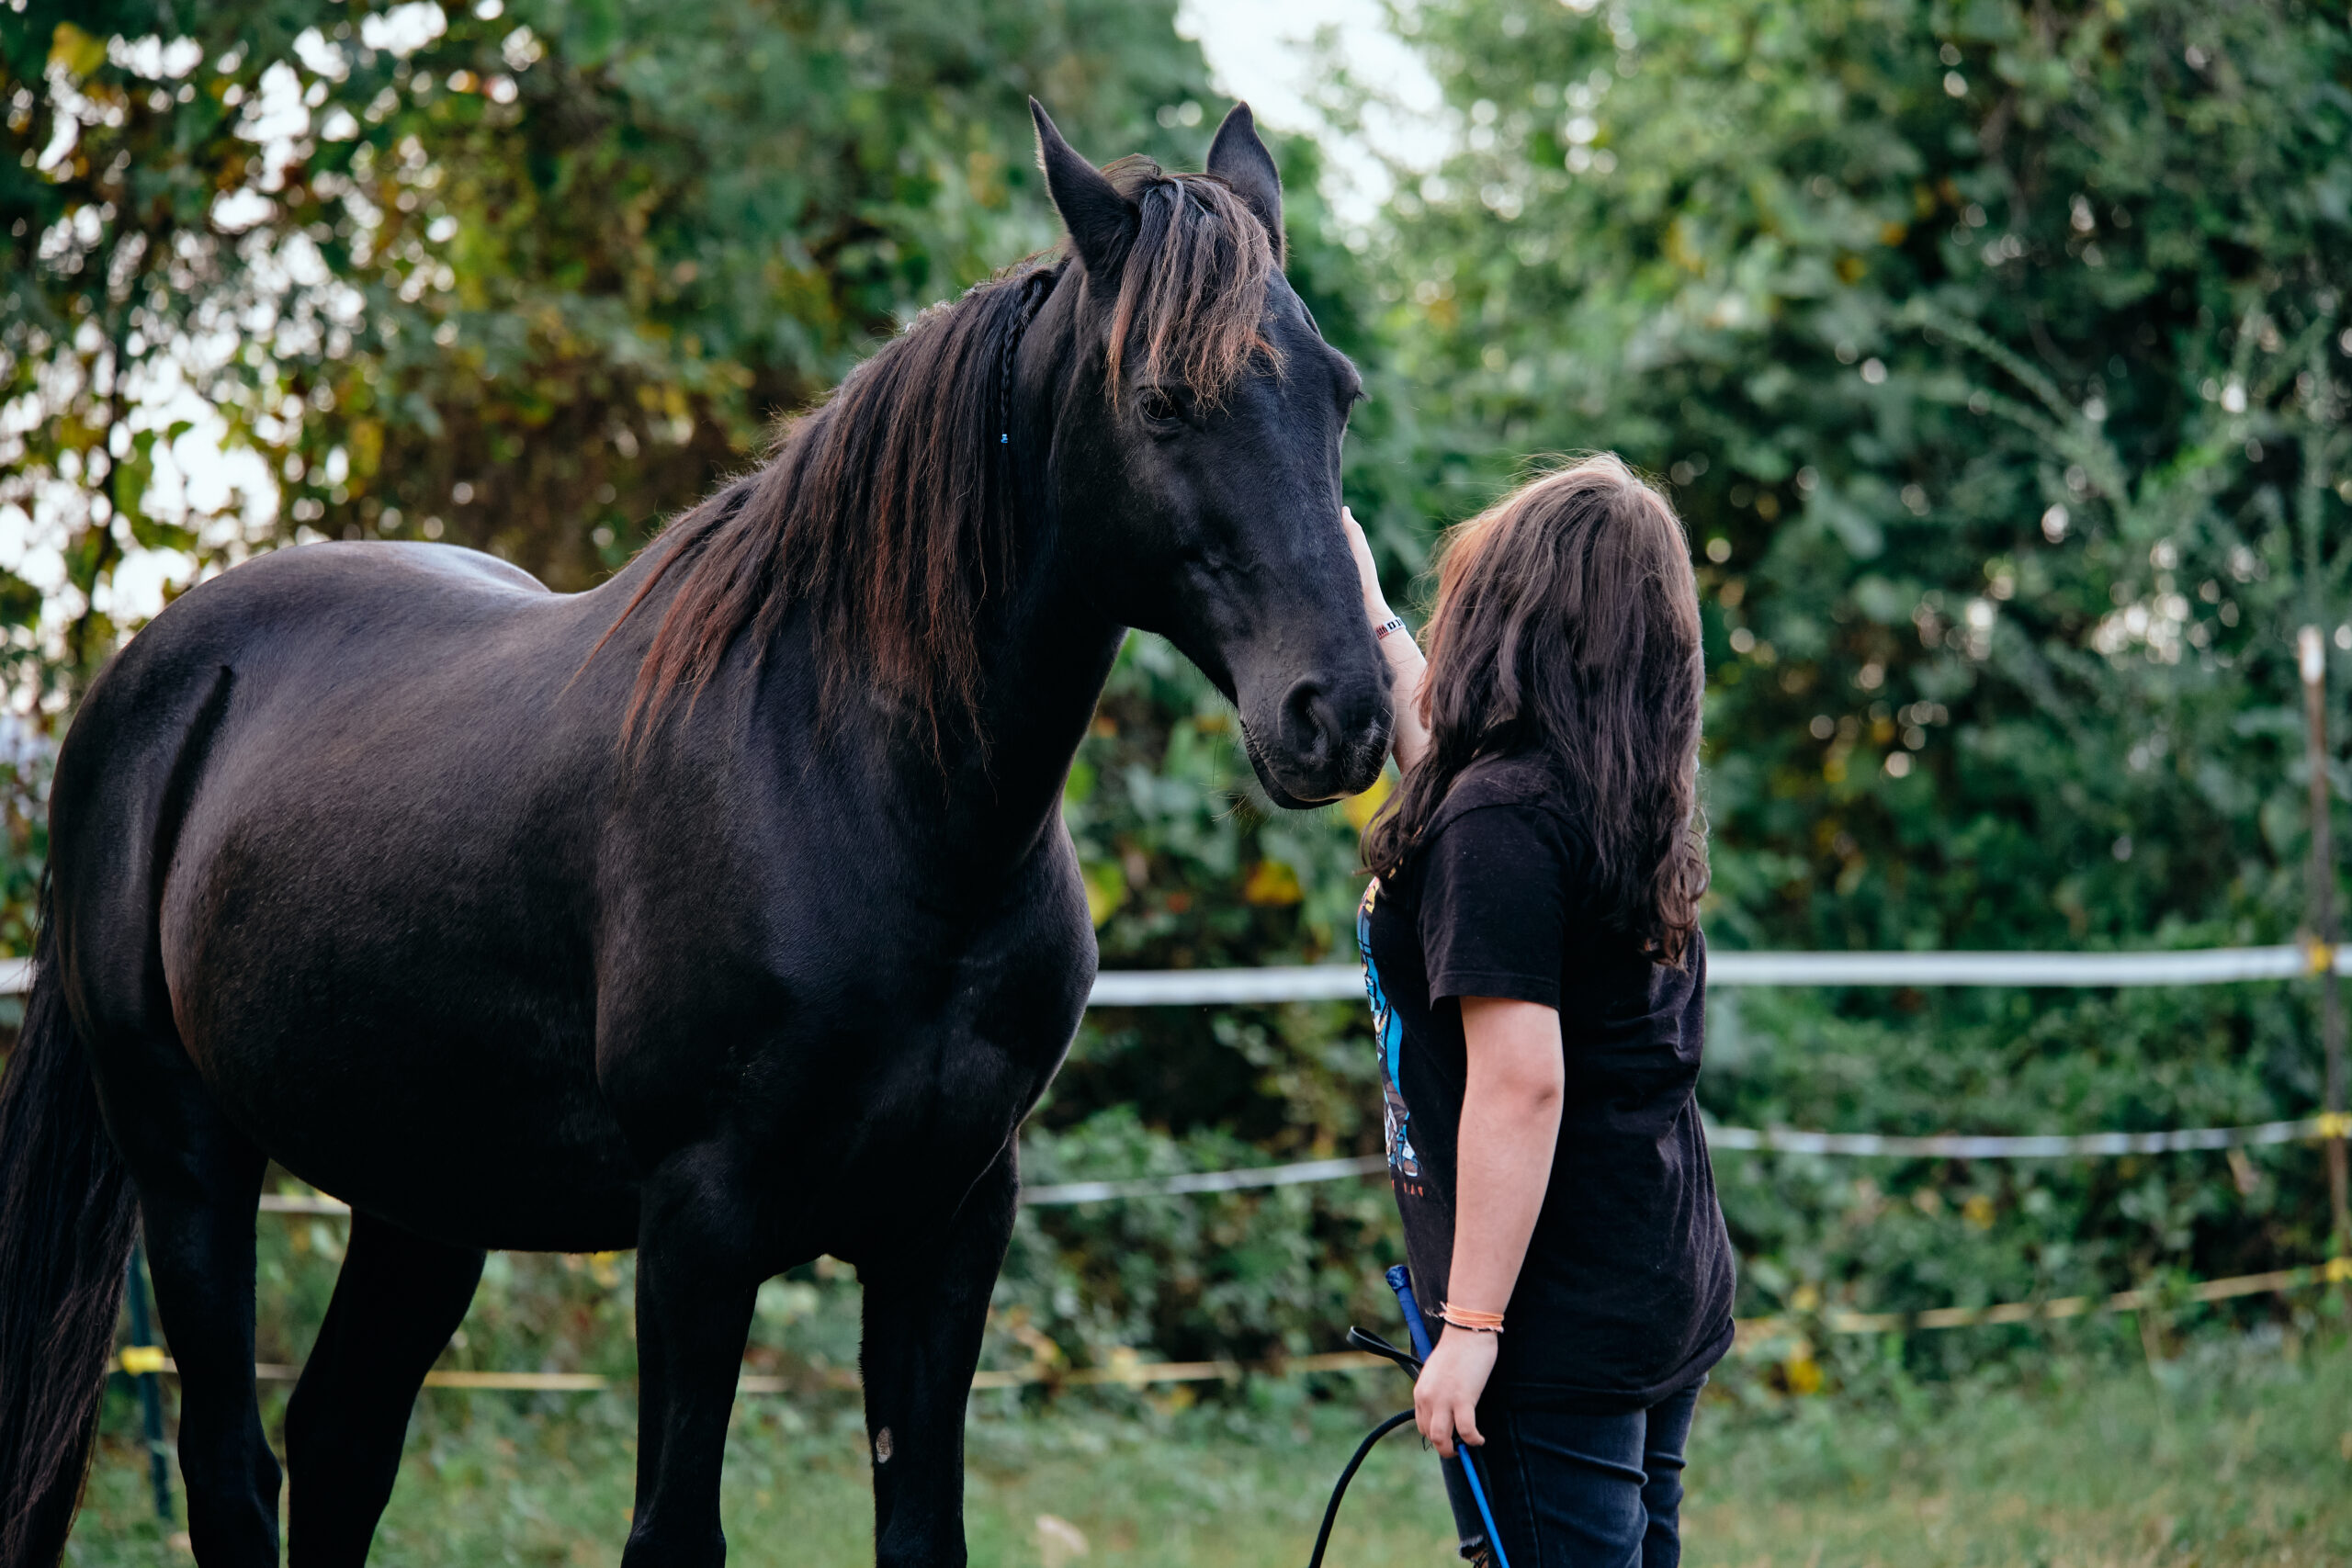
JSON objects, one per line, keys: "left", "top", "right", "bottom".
{"left": 831, "top": 292, "right": 1115, "bottom": 871}
{"left": 913, "top": 316, "right": 1125, "bottom": 869}
{"left": 936, "top": 554, "right": 1125, "bottom": 863}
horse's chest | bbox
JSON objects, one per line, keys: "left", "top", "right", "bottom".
{"left": 821, "top": 828, "right": 1093, "bottom": 1065}
{"left": 868, "top": 898, "right": 1096, "bottom": 1106}
{"left": 832, "top": 884, "right": 1086, "bottom": 1128}
{"left": 594, "top": 808, "right": 1097, "bottom": 1235}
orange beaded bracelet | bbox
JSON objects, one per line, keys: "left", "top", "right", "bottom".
{"left": 1439, "top": 1303, "right": 1505, "bottom": 1334}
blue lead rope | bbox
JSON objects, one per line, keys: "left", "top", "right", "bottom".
{"left": 1306, "top": 1268, "right": 1518, "bottom": 1568}
{"left": 1386, "top": 1266, "right": 1514, "bottom": 1568}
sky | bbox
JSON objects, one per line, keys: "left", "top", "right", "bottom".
{"left": 1176, "top": 0, "right": 1450, "bottom": 225}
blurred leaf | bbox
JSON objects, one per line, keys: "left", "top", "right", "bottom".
{"left": 48, "top": 21, "right": 105, "bottom": 77}
{"left": 1080, "top": 861, "right": 1126, "bottom": 930}
{"left": 1241, "top": 860, "right": 1305, "bottom": 908}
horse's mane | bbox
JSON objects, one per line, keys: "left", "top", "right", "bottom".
{"left": 604, "top": 159, "right": 1283, "bottom": 755}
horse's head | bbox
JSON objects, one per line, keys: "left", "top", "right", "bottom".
{"left": 1028, "top": 103, "right": 1390, "bottom": 807}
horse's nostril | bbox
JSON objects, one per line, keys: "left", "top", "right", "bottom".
{"left": 1280, "top": 678, "right": 1338, "bottom": 760}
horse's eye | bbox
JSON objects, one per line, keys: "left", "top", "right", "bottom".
{"left": 1138, "top": 387, "right": 1182, "bottom": 428}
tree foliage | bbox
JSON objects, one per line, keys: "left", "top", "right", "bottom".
{"left": 1362, "top": 0, "right": 2352, "bottom": 1359}
{"left": 1379, "top": 0, "right": 2352, "bottom": 955}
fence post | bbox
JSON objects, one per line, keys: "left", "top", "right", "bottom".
{"left": 2299, "top": 626, "right": 2350, "bottom": 1255}
{"left": 124, "top": 1241, "right": 173, "bottom": 1523}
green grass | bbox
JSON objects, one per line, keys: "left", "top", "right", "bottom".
{"left": 68, "top": 1339, "right": 2352, "bottom": 1567}
{"left": 1681, "top": 1335, "right": 2352, "bottom": 1567}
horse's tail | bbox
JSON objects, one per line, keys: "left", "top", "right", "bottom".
{"left": 0, "top": 886, "right": 139, "bottom": 1568}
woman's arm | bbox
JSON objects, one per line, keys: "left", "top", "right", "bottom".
{"left": 1413, "top": 996, "right": 1566, "bottom": 1458}
{"left": 1342, "top": 507, "right": 1432, "bottom": 773}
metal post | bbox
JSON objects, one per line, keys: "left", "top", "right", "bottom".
{"left": 2299, "top": 626, "right": 2350, "bottom": 1255}
{"left": 123, "top": 1241, "right": 173, "bottom": 1523}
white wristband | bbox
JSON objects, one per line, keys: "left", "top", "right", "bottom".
{"left": 1374, "top": 615, "right": 1409, "bottom": 641}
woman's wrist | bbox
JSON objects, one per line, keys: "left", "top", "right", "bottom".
{"left": 1377, "top": 613, "right": 1430, "bottom": 773}
{"left": 1439, "top": 1303, "right": 1506, "bottom": 1334}
{"left": 1367, "top": 602, "right": 1419, "bottom": 651}
{"left": 1379, "top": 618, "right": 1426, "bottom": 677}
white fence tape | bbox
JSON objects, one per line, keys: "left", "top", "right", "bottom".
{"left": 1022, "top": 1153, "right": 1387, "bottom": 1204}
{"left": 1086, "top": 965, "right": 1369, "bottom": 1006}
{"left": 4, "top": 943, "right": 2340, "bottom": 1005}
{"left": 1085, "top": 944, "right": 2338, "bottom": 1003}
{"left": 1701, "top": 1115, "right": 2341, "bottom": 1158}
{"left": 254, "top": 1111, "right": 2352, "bottom": 1218}
{"left": 251, "top": 1155, "right": 1395, "bottom": 1216}
{"left": 252, "top": 1156, "right": 1399, "bottom": 1217}
{"left": 1704, "top": 944, "right": 2329, "bottom": 987}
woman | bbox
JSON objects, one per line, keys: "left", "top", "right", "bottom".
{"left": 1343, "top": 454, "right": 1733, "bottom": 1567}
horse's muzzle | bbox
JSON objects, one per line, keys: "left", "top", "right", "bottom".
{"left": 1247, "top": 675, "right": 1393, "bottom": 807}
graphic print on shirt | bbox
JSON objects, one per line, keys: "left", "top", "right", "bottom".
{"left": 1358, "top": 880, "right": 1425, "bottom": 1194}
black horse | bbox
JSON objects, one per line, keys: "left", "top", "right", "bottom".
{"left": 0, "top": 103, "right": 1386, "bottom": 1567}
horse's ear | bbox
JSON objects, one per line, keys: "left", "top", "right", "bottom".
{"left": 1205, "top": 102, "right": 1283, "bottom": 265}
{"left": 1032, "top": 99, "right": 1136, "bottom": 282}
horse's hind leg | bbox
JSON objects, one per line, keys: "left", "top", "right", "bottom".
{"left": 285, "top": 1212, "right": 484, "bottom": 1566}
{"left": 859, "top": 1148, "right": 1020, "bottom": 1568}
{"left": 119, "top": 1079, "right": 280, "bottom": 1565}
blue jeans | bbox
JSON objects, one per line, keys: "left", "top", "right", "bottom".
{"left": 1459, "top": 1379, "right": 1703, "bottom": 1568}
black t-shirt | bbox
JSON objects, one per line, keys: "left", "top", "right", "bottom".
{"left": 1359, "top": 755, "right": 1736, "bottom": 1412}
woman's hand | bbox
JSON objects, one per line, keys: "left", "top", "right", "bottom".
{"left": 1414, "top": 1327, "right": 1499, "bottom": 1459}
{"left": 1341, "top": 507, "right": 1391, "bottom": 622}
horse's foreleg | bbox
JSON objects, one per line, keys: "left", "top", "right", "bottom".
{"left": 285, "top": 1212, "right": 485, "bottom": 1566}
{"left": 858, "top": 1146, "right": 1020, "bottom": 1568}
{"left": 621, "top": 1147, "right": 762, "bottom": 1568}
{"left": 126, "top": 1103, "right": 278, "bottom": 1566}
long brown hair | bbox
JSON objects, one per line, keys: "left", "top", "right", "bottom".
{"left": 599, "top": 159, "right": 1280, "bottom": 755}
{"left": 1362, "top": 455, "right": 1709, "bottom": 964}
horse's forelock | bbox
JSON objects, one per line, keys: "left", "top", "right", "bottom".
{"left": 1102, "top": 164, "right": 1283, "bottom": 407}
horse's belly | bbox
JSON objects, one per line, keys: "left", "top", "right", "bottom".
{"left": 187, "top": 993, "right": 642, "bottom": 1252}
